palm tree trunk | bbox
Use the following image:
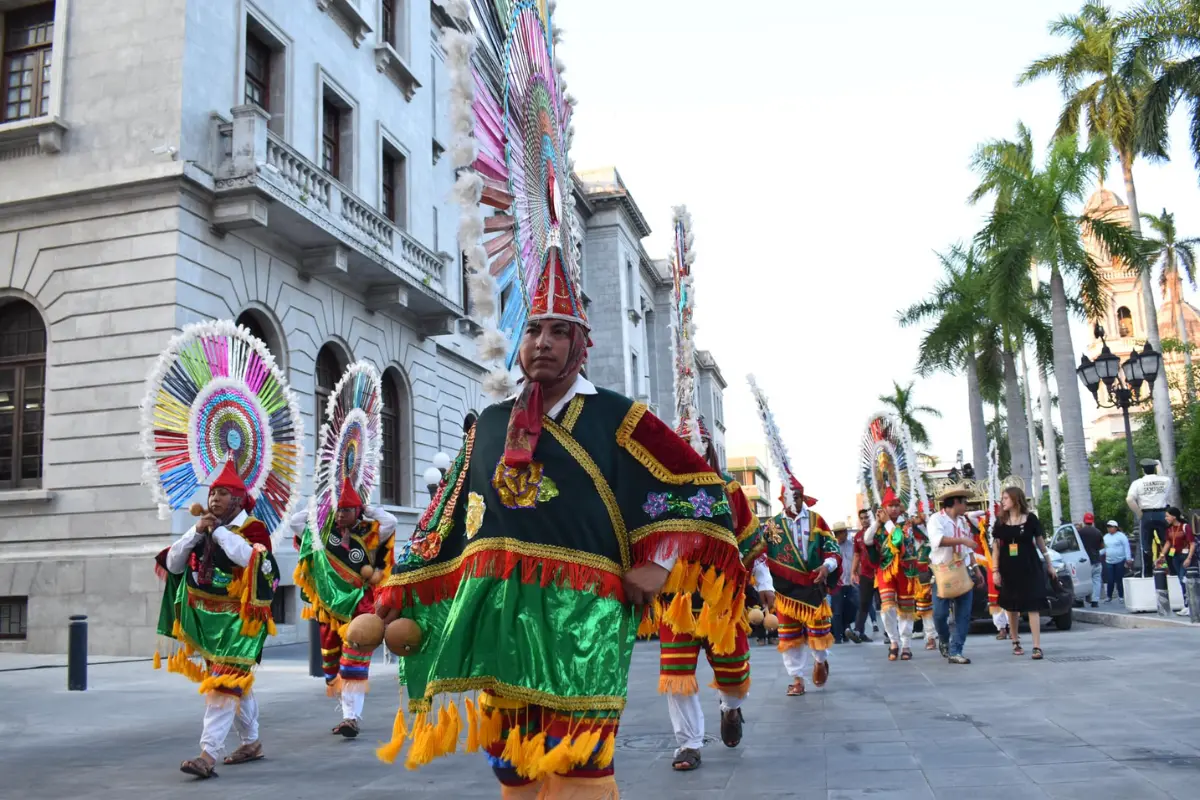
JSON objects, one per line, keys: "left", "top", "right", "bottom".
{"left": 966, "top": 351, "right": 988, "bottom": 473}
{"left": 1038, "top": 361, "right": 1062, "bottom": 526}
{"left": 1122, "top": 155, "right": 1179, "bottom": 504}
{"left": 1051, "top": 267, "right": 1093, "bottom": 519}
{"left": 1003, "top": 342, "right": 1032, "bottom": 490}
{"left": 1173, "top": 255, "right": 1197, "bottom": 403}
{"left": 1020, "top": 345, "right": 1041, "bottom": 501}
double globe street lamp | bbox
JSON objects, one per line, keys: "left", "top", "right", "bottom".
{"left": 1076, "top": 324, "right": 1163, "bottom": 480}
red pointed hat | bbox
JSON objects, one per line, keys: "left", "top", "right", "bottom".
{"left": 528, "top": 247, "right": 589, "bottom": 329}
{"left": 780, "top": 473, "right": 818, "bottom": 508}
{"left": 208, "top": 459, "right": 247, "bottom": 495}
{"left": 881, "top": 486, "right": 901, "bottom": 507}
{"left": 337, "top": 477, "right": 364, "bottom": 509}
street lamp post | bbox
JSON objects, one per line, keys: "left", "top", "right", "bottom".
{"left": 1076, "top": 324, "right": 1163, "bottom": 481}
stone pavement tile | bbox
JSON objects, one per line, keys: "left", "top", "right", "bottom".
{"left": 619, "top": 753, "right": 735, "bottom": 794}
{"left": 908, "top": 736, "right": 1000, "bottom": 754}
{"left": 1125, "top": 758, "right": 1200, "bottom": 794}
{"left": 829, "top": 790, "right": 935, "bottom": 800}
{"left": 827, "top": 768, "right": 931, "bottom": 791}
{"left": 977, "top": 722, "right": 1083, "bottom": 742}
{"left": 933, "top": 784, "right": 1050, "bottom": 799}
{"left": 727, "top": 763, "right": 826, "bottom": 791}
{"left": 1098, "top": 742, "right": 1200, "bottom": 761}
{"left": 823, "top": 740, "right": 912, "bottom": 758}
{"left": 912, "top": 747, "right": 1014, "bottom": 769}
{"left": 1019, "top": 760, "right": 1146, "bottom": 785}
{"left": 897, "top": 724, "right": 987, "bottom": 742}
{"left": 1037, "top": 777, "right": 1171, "bottom": 800}
{"left": 827, "top": 754, "right": 921, "bottom": 772}
{"left": 993, "top": 741, "right": 1110, "bottom": 766}
{"left": 922, "top": 765, "right": 1033, "bottom": 787}
{"left": 823, "top": 729, "right": 910, "bottom": 744}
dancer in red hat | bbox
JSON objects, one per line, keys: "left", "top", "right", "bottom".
{"left": 293, "top": 476, "right": 397, "bottom": 738}
{"left": 864, "top": 487, "right": 923, "bottom": 661}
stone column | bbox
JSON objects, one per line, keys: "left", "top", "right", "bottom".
{"left": 230, "top": 104, "right": 271, "bottom": 175}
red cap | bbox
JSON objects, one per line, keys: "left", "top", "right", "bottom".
{"left": 337, "top": 477, "right": 364, "bottom": 509}
{"left": 1083, "top": 512, "right": 1094, "bottom": 524}
{"left": 780, "top": 473, "right": 818, "bottom": 508}
{"left": 528, "top": 247, "right": 589, "bottom": 329}
{"left": 881, "top": 487, "right": 901, "bottom": 508}
{"left": 208, "top": 459, "right": 247, "bottom": 495}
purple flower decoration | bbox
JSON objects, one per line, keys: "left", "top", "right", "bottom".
{"left": 643, "top": 492, "right": 669, "bottom": 519}
{"left": 689, "top": 491, "right": 715, "bottom": 518}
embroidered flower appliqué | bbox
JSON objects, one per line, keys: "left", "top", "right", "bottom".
{"left": 689, "top": 491, "right": 715, "bottom": 518}
{"left": 643, "top": 492, "right": 670, "bottom": 519}
{"left": 492, "top": 461, "right": 548, "bottom": 509}
{"left": 465, "top": 492, "right": 486, "bottom": 539}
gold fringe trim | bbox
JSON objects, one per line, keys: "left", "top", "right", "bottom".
{"left": 615, "top": 402, "right": 724, "bottom": 487}
{"left": 774, "top": 593, "right": 831, "bottom": 625}
{"left": 658, "top": 673, "right": 699, "bottom": 696}
{"left": 376, "top": 706, "right": 409, "bottom": 764}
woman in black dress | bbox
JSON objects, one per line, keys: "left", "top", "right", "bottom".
{"left": 991, "top": 487, "right": 1056, "bottom": 660}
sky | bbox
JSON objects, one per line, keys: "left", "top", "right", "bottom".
{"left": 553, "top": 0, "right": 1200, "bottom": 520}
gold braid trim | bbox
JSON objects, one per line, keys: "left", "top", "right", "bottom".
{"left": 627, "top": 519, "right": 739, "bottom": 549}
{"left": 736, "top": 516, "right": 760, "bottom": 544}
{"left": 616, "top": 403, "right": 724, "bottom": 487}
{"left": 726, "top": 479, "right": 743, "bottom": 494}
{"left": 544, "top": 418, "right": 630, "bottom": 570}
{"left": 774, "top": 592, "right": 831, "bottom": 624}
{"left": 561, "top": 394, "right": 585, "bottom": 433}
{"left": 169, "top": 617, "right": 260, "bottom": 669}
{"left": 380, "top": 537, "right": 623, "bottom": 590}
{"left": 422, "top": 676, "right": 626, "bottom": 712}
{"left": 437, "top": 426, "right": 476, "bottom": 535}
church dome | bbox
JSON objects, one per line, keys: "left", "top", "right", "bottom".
{"left": 1084, "top": 187, "right": 1127, "bottom": 215}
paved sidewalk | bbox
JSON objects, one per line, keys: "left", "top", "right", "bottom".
{"left": 0, "top": 624, "right": 1196, "bottom": 799}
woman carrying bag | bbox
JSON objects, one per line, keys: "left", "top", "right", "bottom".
{"left": 992, "top": 487, "right": 1056, "bottom": 660}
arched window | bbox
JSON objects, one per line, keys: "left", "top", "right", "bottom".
{"left": 314, "top": 344, "right": 345, "bottom": 467}
{"left": 379, "top": 367, "right": 412, "bottom": 506}
{"left": 1117, "top": 306, "right": 1134, "bottom": 338}
{"left": 0, "top": 300, "right": 46, "bottom": 488}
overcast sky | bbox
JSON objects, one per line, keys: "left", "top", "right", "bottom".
{"left": 554, "top": 0, "right": 1200, "bottom": 519}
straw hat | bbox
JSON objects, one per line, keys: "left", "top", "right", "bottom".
{"left": 937, "top": 482, "right": 972, "bottom": 502}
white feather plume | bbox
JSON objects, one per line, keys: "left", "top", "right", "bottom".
{"left": 478, "top": 327, "right": 510, "bottom": 361}
{"left": 452, "top": 172, "right": 483, "bottom": 205}
{"left": 483, "top": 369, "right": 516, "bottom": 398}
{"left": 748, "top": 374, "right": 796, "bottom": 512}
{"left": 457, "top": 212, "right": 484, "bottom": 251}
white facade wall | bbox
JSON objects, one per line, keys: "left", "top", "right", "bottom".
{"left": 0, "top": 0, "right": 487, "bottom": 655}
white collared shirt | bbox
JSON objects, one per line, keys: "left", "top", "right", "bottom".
{"left": 507, "top": 374, "right": 598, "bottom": 420}
{"left": 926, "top": 510, "right": 982, "bottom": 566}
{"left": 165, "top": 509, "right": 253, "bottom": 574}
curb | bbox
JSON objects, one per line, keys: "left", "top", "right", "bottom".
{"left": 1075, "top": 608, "right": 1199, "bottom": 630}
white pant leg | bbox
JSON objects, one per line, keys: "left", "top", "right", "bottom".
{"left": 718, "top": 689, "right": 744, "bottom": 712}
{"left": 898, "top": 618, "right": 914, "bottom": 650}
{"left": 881, "top": 607, "right": 900, "bottom": 643}
{"left": 340, "top": 690, "right": 366, "bottom": 721}
{"left": 199, "top": 695, "right": 238, "bottom": 757}
{"left": 666, "top": 692, "right": 704, "bottom": 752}
{"left": 234, "top": 692, "right": 260, "bottom": 745}
{"left": 781, "top": 645, "right": 810, "bottom": 678}
{"left": 993, "top": 610, "right": 1008, "bottom": 631}
{"left": 811, "top": 647, "right": 828, "bottom": 664}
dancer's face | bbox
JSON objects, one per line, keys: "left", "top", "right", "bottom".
{"left": 519, "top": 319, "right": 574, "bottom": 383}
{"left": 208, "top": 487, "right": 234, "bottom": 519}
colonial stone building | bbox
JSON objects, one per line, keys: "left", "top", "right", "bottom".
{"left": 573, "top": 167, "right": 728, "bottom": 467}
{"left": 0, "top": 0, "right": 491, "bottom": 654}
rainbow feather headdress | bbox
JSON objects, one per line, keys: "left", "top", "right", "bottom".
{"left": 440, "top": 0, "right": 584, "bottom": 397}
{"left": 858, "top": 412, "right": 928, "bottom": 515}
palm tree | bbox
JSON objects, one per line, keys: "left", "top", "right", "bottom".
{"left": 1126, "top": 0, "right": 1200, "bottom": 171}
{"left": 1142, "top": 208, "right": 1200, "bottom": 402}
{"left": 879, "top": 380, "right": 942, "bottom": 449}
{"left": 976, "top": 133, "right": 1149, "bottom": 521}
{"left": 1022, "top": 1, "right": 1180, "bottom": 503}
{"left": 968, "top": 124, "right": 1039, "bottom": 492}
{"left": 898, "top": 244, "right": 991, "bottom": 470}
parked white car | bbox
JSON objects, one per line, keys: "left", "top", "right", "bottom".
{"left": 1049, "top": 524, "right": 1094, "bottom": 603}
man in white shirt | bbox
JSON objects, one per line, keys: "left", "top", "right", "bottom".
{"left": 926, "top": 484, "right": 984, "bottom": 664}
{"left": 1127, "top": 460, "right": 1171, "bottom": 575}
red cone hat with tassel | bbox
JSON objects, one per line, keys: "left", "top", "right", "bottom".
{"left": 337, "top": 477, "right": 364, "bottom": 510}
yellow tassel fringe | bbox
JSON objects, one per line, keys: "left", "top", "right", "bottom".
{"left": 657, "top": 673, "right": 699, "bottom": 696}
{"left": 376, "top": 707, "right": 409, "bottom": 764}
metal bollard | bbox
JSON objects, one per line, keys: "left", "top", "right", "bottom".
{"left": 1154, "top": 567, "right": 1172, "bottom": 618}
{"left": 1187, "top": 567, "right": 1200, "bottom": 624}
{"left": 67, "top": 615, "right": 87, "bottom": 691}
{"left": 308, "top": 617, "right": 323, "bottom": 678}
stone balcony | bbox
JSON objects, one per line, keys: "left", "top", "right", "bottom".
{"left": 211, "top": 105, "right": 460, "bottom": 333}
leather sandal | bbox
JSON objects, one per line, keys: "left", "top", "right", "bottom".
{"left": 180, "top": 756, "right": 218, "bottom": 779}
{"left": 1031, "top": 647, "right": 1043, "bottom": 660}
{"left": 787, "top": 678, "right": 805, "bottom": 696}
{"left": 888, "top": 646, "right": 899, "bottom": 661}
{"left": 1012, "top": 640, "right": 1024, "bottom": 656}
{"left": 672, "top": 748, "right": 702, "bottom": 771}
{"left": 223, "top": 742, "right": 265, "bottom": 765}
{"left": 720, "top": 708, "right": 744, "bottom": 748}
{"left": 900, "top": 648, "right": 913, "bottom": 661}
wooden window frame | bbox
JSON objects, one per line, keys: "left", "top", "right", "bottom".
{"left": 321, "top": 97, "right": 341, "bottom": 178}
{"left": 380, "top": 377, "right": 399, "bottom": 505}
{"left": 244, "top": 29, "right": 271, "bottom": 111}
{"left": 2, "top": 2, "right": 56, "bottom": 123}
{"left": 381, "top": 148, "right": 397, "bottom": 223}
{"left": 0, "top": 301, "right": 47, "bottom": 489}
{"left": 0, "top": 596, "right": 28, "bottom": 640}
{"left": 381, "top": 0, "right": 396, "bottom": 46}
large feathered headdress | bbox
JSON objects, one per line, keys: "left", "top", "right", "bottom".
{"left": 670, "top": 205, "right": 703, "bottom": 455}
{"left": 439, "top": 0, "right": 584, "bottom": 397}
{"left": 747, "top": 374, "right": 806, "bottom": 512}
